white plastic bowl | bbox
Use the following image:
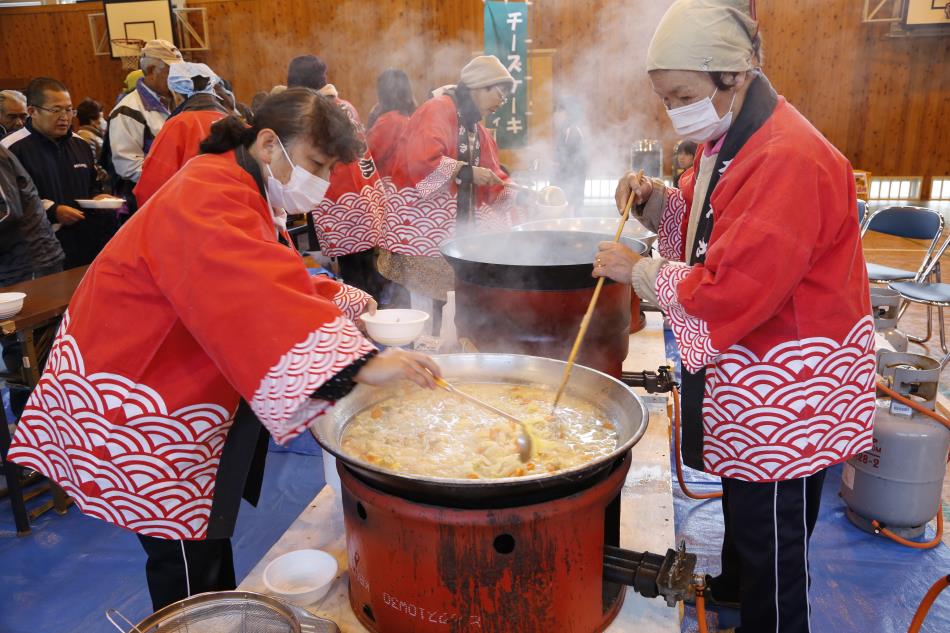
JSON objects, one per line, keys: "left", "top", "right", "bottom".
{"left": 263, "top": 549, "right": 338, "bottom": 606}
{"left": 359, "top": 309, "right": 429, "bottom": 347}
{"left": 0, "top": 292, "right": 26, "bottom": 320}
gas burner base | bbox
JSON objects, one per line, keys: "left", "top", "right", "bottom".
{"left": 340, "top": 454, "right": 633, "bottom": 633}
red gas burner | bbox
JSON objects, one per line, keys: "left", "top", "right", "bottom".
{"left": 338, "top": 453, "right": 695, "bottom": 633}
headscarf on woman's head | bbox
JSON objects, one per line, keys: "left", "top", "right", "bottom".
{"left": 459, "top": 55, "right": 515, "bottom": 91}
{"left": 647, "top": 0, "right": 758, "bottom": 72}
{"left": 167, "top": 62, "right": 220, "bottom": 98}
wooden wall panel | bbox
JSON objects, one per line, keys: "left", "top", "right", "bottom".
{"left": 0, "top": 0, "right": 947, "bottom": 185}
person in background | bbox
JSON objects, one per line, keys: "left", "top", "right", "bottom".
{"left": 366, "top": 69, "right": 416, "bottom": 179}
{"left": 135, "top": 62, "right": 231, "bottom": 205}
{"left": 75, "top": 98, "right": 110, "bottom": 190}
{"left": 106, "top": 39, "right": 183, "bottom": 215}
{"left": 289, "top": 55, "right": 389, "bottom": 300}
{"left": 380, "top": 55, "right": 515, "bottom": 323}
{"left": 595, "top": 2, "right": 873, "bottom": 631}
{"left": 552, "top": 96, "right": 587, "bottom": 212}
{"left": 7, "top": 88, "right": 439, "bottom": 612}
{"left": 671, "top": 139, "right": 697, "bottom": 188}
{"left": 2, "top": 77, "right": 117, "bottom": 269}
{"left": 0, "top": 143, "right": 64, "bottom": 286}
{"left": 0, "top": 143, "right": 65, "bottom": 376}
{"left": 250, "top": 90, "right": 269, "bottom": 115}
{"left": 114, "top": 69, "right": 144, "bottom": 107}
{"left": 75, "top": 98, "right": 106, "bottom": 159}
{"left": 0, "top": 90, "right": 28, "bottom": 138}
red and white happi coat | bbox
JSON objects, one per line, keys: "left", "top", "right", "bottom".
{"left": 310, "top": 98, "right": 387, "bottom": 258}
{"left": 655, "top": 98, "right": 875, "bottom": 482}
{"left": 384, "top": 95, "right": 516, "bottom": 258}
{"left": 8, "top": 152, "right": 374, "bottom": 539}
{"left": 366, "top": 110, "right": 409, "bottom": 180}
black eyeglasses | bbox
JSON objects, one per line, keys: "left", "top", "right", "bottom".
{"left": 33, "top": 105, "right": 76, "bottom": 117}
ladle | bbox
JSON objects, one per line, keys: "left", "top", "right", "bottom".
{"left": 432, "top": 375, "right": 533, "bottom": 463}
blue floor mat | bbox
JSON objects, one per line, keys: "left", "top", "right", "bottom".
{"left": 0, "top": 439, "right": 325, "bottom": 632}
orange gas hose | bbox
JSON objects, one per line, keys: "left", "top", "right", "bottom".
{"left": 694, "top": 583, "right": 710, "bottom": 633}
{"left": 907, "top": 574, "right": 950, "bottom": 633}
{"left": 670, "top": 386, "right": 723, "bottom": 500}
{"left": 872, "top": 506, "right": 944, "bottom": 550}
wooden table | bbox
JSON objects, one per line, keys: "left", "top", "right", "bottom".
{"left": 1, "top": 266, "right": 87, "bottom": 386}
{"left": 0, "top": 265, "right": 87, "bottom": 533}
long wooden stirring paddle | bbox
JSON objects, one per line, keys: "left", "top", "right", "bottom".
{"left": 551, "top": 172, "right": 643, "bottom": 412}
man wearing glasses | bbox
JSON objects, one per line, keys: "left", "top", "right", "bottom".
{"left": 2, "top": 77, "right": 117, "bottom": 269}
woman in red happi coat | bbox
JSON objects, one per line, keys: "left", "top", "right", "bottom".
{"left": 379, "top": 55, "right": 517, "bottom": 320}
{"left": 594, "top": 2, "right": 874, "bottom": 631}
{"left": 8, "top": 88, "right": 439, "bottom": 611}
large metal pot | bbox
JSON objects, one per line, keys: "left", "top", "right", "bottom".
{"left": 311, "top": 353, "right": 649, "bottom": 507}
{"left": 440, "top": 230, "right": 647, "bottom": 290}
{"left": 513, "top": 216, "right": 657, "bottom": 249}
{"left": 440, "top": 231, "right": 648, "bottom": 376}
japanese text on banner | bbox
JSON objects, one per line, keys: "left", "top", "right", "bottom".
{"left": 484, "top": 1, "right": 528, "bottom": 149}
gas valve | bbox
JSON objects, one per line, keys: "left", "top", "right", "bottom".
{"left": 620, "top": 365, "right": 676, "bottom": 394}
{"left": 603, "top": 540, "right": 697, "bottom": 607}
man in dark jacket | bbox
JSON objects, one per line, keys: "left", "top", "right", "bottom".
{"left": 1, "top": 144, "right": 65, "bottom": 377}
{"left": 0, "top": 144, "right": 64, "bottom": 286}
{"left": 2, "top": 77, "right": 117, "bottom": 269}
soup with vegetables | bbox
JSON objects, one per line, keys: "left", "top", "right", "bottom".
{"left": 341, "top": 383, "right": 617, "bottom": 479}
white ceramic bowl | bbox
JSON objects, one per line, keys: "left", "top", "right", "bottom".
{"left": 263, "top": 549, "right": 338, "bottom": 606}
{"left": 75, "top": 198, "right": 125, "bottom": 210}
{"left": 359, "top": 309, "right": 429, "bottom": 347}
{"left": 0, "top": 292, "right": 26, "bottom": 319}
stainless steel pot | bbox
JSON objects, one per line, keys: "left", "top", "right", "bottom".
{"left": 513, "top": 216, "right": 657, "bottom": 249}
{"left": 311, "top": 353, "right": 649, "bottom": 506}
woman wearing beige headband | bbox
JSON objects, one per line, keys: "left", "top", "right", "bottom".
{"left": 594, "top": 2, "right": 873, "bottom": 631}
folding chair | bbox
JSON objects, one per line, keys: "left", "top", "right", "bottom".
{"left": 862, "top": 206, "right": 945, "bottom": 284}
{"left": 889, "top": 232, "right": 950, "bottom": 368}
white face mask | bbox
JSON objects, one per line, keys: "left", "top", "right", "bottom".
{"left": 666, "top": 88, "right": 736, "bottom": 144}
{"left": 265, "top": 137, "right": 330, "bottom": 215}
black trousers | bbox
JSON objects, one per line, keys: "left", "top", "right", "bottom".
{"left": 137, "top": 534, "right": 237, "bottom": 612}
{"left": 337, "top": 249, "right": 385, "bottom": 301}
{"left": 713, "top": 469, "right": 826, "bottom": 633}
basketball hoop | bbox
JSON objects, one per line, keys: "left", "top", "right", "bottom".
{"left": 111, "top": 38, "right": 145, "bottom": 70}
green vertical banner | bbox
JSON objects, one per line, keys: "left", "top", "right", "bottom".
{"left": 484, "top": 1, "right": 528, "bottom": 149}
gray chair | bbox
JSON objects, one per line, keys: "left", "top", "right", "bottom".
{"left": 861, "top": 206, "right": 945, "bottom": 283}
{"left": 889, "top": 233, "right": 950, "bottom": 368}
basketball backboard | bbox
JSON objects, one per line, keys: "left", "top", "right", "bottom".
{"left": 104, "top": 0, "right": 176, "bottom": 59}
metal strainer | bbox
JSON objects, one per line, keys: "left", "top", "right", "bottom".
{"left": 106, "top": 591, "right": 340, "bottom": 633}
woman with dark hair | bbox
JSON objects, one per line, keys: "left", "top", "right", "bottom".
{"left": 75, "top": 98, "right": 105, "bottom": 159}
{"left": 8, "top": 87, "right": 440, "bottom": 612}
{"left": 366, "top": 69, "right": 416, "bottom": 178}
{"left": 380, "top": 55, "right": 515, "bottom": 322}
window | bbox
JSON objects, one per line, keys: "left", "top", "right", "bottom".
{"left": 930, "top": 178, "right": 950, "bottom": 202}
{"left": 868, "top": 177, "right": 923, "bottom": 201}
